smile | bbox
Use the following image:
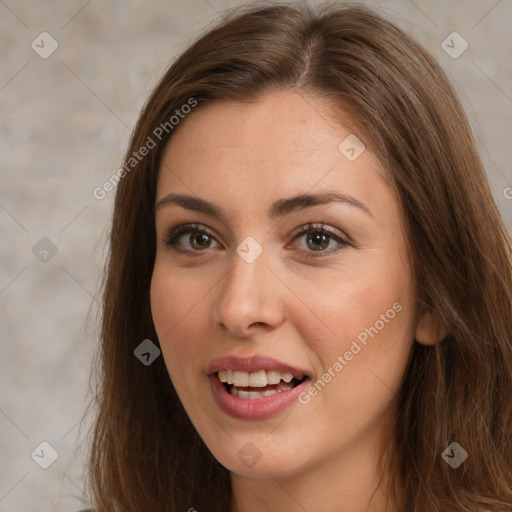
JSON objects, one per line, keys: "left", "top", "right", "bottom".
{"left": 217, "top": 369, "right": 307, "bottom": 399}
{"left": 206, "top": 354, "right": 312, "bottom": 419}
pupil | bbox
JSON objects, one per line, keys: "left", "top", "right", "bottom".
{"left": 191, "top": 232, "right": 210, "bottom": 249}
{"left": 308, "top": 233, "right": 328, "bottom": 251}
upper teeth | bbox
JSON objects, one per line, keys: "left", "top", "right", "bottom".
{"left": 217, "top": 369, "right": 297, "bottom": 387}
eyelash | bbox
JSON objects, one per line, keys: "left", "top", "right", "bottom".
{"left": 161, "top": 222, "right": 350, "bottom": 259}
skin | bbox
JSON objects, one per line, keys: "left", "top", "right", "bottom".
{"left": 150, "top": 90, "right": 443, "bottom": 512}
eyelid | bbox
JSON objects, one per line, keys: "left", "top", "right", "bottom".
{"left": 161, "top": 223, "right": 219, "bottom": 253}
{"left": 289, "top": 222, "right": 348, "bottom": 241}
{"left": 287, "top": 222, "right": 350, "bottom": 258}
{"left": 161, "top": 221, "right": 351, "bottom": 258}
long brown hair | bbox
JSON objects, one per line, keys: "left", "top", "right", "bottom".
{"left": 83, "top": 2, "right": 512, "bottom": 511}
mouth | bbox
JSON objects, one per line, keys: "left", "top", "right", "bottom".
{"left": 216, "top": 369, "right": 310, "bottom": 399}
{"left": 206, "top": 354, "right": 313, "bottom": 419}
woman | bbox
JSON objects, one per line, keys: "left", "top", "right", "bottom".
{"left": 83, "top": 2, "right": 512, "bottom": 511}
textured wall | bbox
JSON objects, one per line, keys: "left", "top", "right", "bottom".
{"left": 0, "top": 0, "right": 510, "bottom": 510}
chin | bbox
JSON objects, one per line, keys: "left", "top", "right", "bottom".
{"left": 204, "top": 430, "right": 313, "bottom": 479}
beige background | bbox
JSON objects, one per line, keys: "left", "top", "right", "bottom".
{"left": 0, "top": 0, "right": 510, "bottom": 510}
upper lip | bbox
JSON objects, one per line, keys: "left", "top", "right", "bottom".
{"left": 206, "top": 354, "right": 311, "bottom": 380}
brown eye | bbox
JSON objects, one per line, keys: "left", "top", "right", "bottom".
{"left": 291, "top": 223, "right": 350, "bottom": 258}
{"left": 162, "top": 222, "right": 350, "bottom": 258}
{"left": 163, "top": 224, "right": 220, "bottom": 253}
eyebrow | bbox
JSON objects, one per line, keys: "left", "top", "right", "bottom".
{"left": 155, "top": 191, "right": 372, "bottom": 220}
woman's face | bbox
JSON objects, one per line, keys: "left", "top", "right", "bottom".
{"left": 150, "top": 90, "right": 421, "bottom": 480}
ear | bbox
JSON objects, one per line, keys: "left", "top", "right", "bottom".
{"left": 415, "top": 307, "right": 448, "bottom": 346}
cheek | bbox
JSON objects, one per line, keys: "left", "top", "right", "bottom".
{"left": 297, "top": 258, "right": 414, "bottom": 356}
{"left": 286, "top": 275, "right": 414, "bottom": 458}
{"left": 149, "top": 264, "right": 210, "bottom": 373}
{"left": 292, "top": 252, "right": 416, "bottom": 408}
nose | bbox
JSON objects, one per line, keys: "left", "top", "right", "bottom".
{"left": 213, "top": 247, "right": 285, "bottom": 338}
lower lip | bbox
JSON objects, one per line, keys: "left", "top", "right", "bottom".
{"left": 208, "top": 374, "right": 311, "bottom": 420}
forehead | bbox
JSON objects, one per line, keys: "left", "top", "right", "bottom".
{"left": 166, "top": 92, "right": 358, "bottom": 151}
{"left": 156, "top": 90, "right": 389, "bottom": 218}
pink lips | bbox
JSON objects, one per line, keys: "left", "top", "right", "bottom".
{"left": 206, "top": 354, "right": 310, "bottom": 379}
{"left": 206, "top": 354, "right": 312, "bottom": 420}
